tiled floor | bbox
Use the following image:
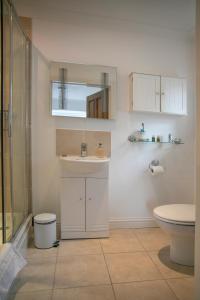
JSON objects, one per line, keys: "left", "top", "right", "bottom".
{"left": 8, "top": 228, "right": 194, "bottom": 300}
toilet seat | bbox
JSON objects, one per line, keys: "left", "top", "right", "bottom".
{"left": 154, "top": 204, "right": 195, "bottom": 226}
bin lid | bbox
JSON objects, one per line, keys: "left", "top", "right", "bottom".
{"left": 34, "top": 213, "right": 56, "bottom": 224}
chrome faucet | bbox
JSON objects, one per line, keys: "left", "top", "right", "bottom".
{"left": 80, "top": 142, "right": 87, "bottom": 157}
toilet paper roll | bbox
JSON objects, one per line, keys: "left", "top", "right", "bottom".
{"left": 150, "top": 165, "right": 164, "bottom": 176}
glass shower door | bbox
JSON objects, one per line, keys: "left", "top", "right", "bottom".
{"left": 0, "top": 0, "right": 31, "bottom": 243}
{"left": 2, "top": 0, "right": 12, "bottom": 242}
{"left": 11, "top": 12, "right": 29, "bottom": 235}
{"left": 0, "top": 0, "right": 2, "bottom": 245}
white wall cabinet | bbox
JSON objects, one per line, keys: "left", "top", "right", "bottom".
{"left": 129, "top": 73, "right": 187, "bottom": 115}
{"left": 60, "top": 170, "right": 109, "bottom": 239}
{"left": 161, "top": 77, "right": 187, "bottom": 115}
{"left": 130, "top": 73, "right": 160, "bottom": 112}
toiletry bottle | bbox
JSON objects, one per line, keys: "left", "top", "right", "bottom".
{"left": 156, "top": 136, "right": 161, "bottom": 143}
{"left": 95, "top": 143, "right": 105, "bottom": 158}
{"left": 140, "top": 122, "right": 145, "bottom": 133}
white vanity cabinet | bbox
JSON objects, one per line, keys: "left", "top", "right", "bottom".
{"left": 61, "top": 178, "right": 85, "bottom": 233}
{"left": 86, "top": 178, "right": 108, "bottom": 232}
{"left": 129, "top": 73, "right": 187, "bottom": 115}
{"left": 60, "top": 166, "right": 109, "bottom": 239}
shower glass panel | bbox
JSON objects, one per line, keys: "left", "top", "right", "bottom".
{"left": 11, "top": 13, "right": 29, "bottom": 236}
{"left": 0, "top": 0, "right": 2, "bottom": 245}
{"left": 0, "top": 0, "right": 31, "bottom": 244}
{"left": 2, "top": 0, "right": 12, "bottom": 242}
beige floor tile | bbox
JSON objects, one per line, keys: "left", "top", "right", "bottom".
{"left": 149, "top": 247, "right": 194, "bottom": 279}
{"left": 9, "top": 258, "right": 56, "bottom": 293}
{"left": 135, "top": 228, "right": 170, "bottom": 251}
{"left": 167, "top": 278, "right": 195, "bottom": 300}
{"left": 105, "top": 252, "right": 162, "bottom": 283}
{"left": 54, "top": 254, "right": 110, "bottom": 288}
{"left": 25, "top": 238, "right": 58, "bottom": 259}
{"left": 52, "top": 285, "right": 115, "bottom": 300}
{"left": 114, "top": 280, "right": 177, "bottom": 300}
{"left": 7, "top": 290, "right": 52, "bottom": 300}
{"left": 100, "top": 230, "right": 144, "bottom": 253}
{"left": 58, "top": 239, "right": 102, "bottom": 256}
{"left": 109, "top": 229, "right": 136, "bottom": 238}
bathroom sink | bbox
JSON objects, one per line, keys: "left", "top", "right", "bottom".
{"left": 60, "top": 155, "right": 110, "bottom": 174}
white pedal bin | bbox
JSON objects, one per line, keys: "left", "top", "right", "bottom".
{"left": 34, "top": 213, "right": 56, "bottom": 249}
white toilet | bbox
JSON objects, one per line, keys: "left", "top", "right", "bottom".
{"left": 153, "top": 204, "right": 195, "bottom": 266}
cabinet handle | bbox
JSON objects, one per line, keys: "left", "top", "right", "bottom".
{"left": 161, "top": 92, "right": 165, "bottom": 95}
{"left": 80, "top": 197, "right": 83, "bottom": 201}
{"left": 88, "top": 198, "right": 92, "bottom": 201}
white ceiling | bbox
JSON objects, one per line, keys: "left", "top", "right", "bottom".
{"left": 13, "top": 0, "right": 196, "bottom": 33}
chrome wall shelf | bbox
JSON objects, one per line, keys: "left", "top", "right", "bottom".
{"left": 128, "top": 140, "right": 184, "bottom": 145}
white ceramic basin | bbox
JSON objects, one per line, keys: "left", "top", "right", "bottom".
{"left": 60, "top": 155, "right": 110, "bottom": 174}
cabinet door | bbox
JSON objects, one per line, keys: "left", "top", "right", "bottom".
{"left": 161, "top": 77, "right": 187, "bottom": 115}
{"left": 131, "top": 73, "right": 160, "bottom": 112}
{"left": 86, "top": 178, "right": 108, "bottom": 232}
{"left": 61, "top": 178, "right": 85, "bottom": 232}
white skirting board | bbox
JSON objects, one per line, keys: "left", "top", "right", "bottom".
{"left": 61, "top": 230, "right": 109, "bottom": 239}
{"left": 109, "top": 217, "right": 158, "bottom": 229}
{"left": 57, "top": 217, "right": 158, "bottom": 235}
{"left": 0, "top": 214, "right": 32, "bottom": 300}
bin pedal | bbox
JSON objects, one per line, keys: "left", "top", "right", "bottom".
{"left": 53, "top": 240, "right": 60, "bottom": 247}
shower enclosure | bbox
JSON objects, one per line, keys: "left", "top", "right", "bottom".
{"left": 0, "top": 0, "right": 31, "bottom": 245}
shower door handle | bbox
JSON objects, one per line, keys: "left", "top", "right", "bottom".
{"left": 2, "top": 110, "right": 8, "bottom": 131}
{"left": 2, "top": 108, "right": 11, "bottom": 137}
{"left": 8, "top": 103, "right": 12, "bottom": 138}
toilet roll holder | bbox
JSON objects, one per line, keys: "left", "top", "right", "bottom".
{"left": 149, "top": 160, "right": 164, "bottom": 175}
{"left": 149, "top": 160, "right": 160, "bottom": 169}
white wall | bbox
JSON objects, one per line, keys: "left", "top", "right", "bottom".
{"left": 18, "top": 0, "right": 195, "bottom": 226}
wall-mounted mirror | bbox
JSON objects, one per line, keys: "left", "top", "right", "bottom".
{"left": 50, "top": 62, "right": 117, "bottom": 119}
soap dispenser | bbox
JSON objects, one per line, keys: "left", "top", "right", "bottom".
{"left": 95, "top": 143, "right": 105, "bottom": 158}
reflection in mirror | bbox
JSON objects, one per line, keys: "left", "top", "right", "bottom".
{"left": 50, "top": 62, "right": 117, "bottom": 119}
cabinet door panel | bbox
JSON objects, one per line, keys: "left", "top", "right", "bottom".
{"left": 132, "top": 73, "right": 160, "bottom": 112}
{"left": 161, "top": 77, "right": 187, "bottom": 115}
{"left": 86, "top": 178, "right": 108, "bottom": 232}
{"left": 61, "top": 178, "right": 85, "bottom": 232}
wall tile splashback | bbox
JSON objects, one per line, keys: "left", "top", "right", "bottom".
{"left": 56, "top": 129, "right": 111, "bottom": 157}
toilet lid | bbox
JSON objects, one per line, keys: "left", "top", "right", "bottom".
{"left": 154, "top": 204, "right": 195, "bottom": 225}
